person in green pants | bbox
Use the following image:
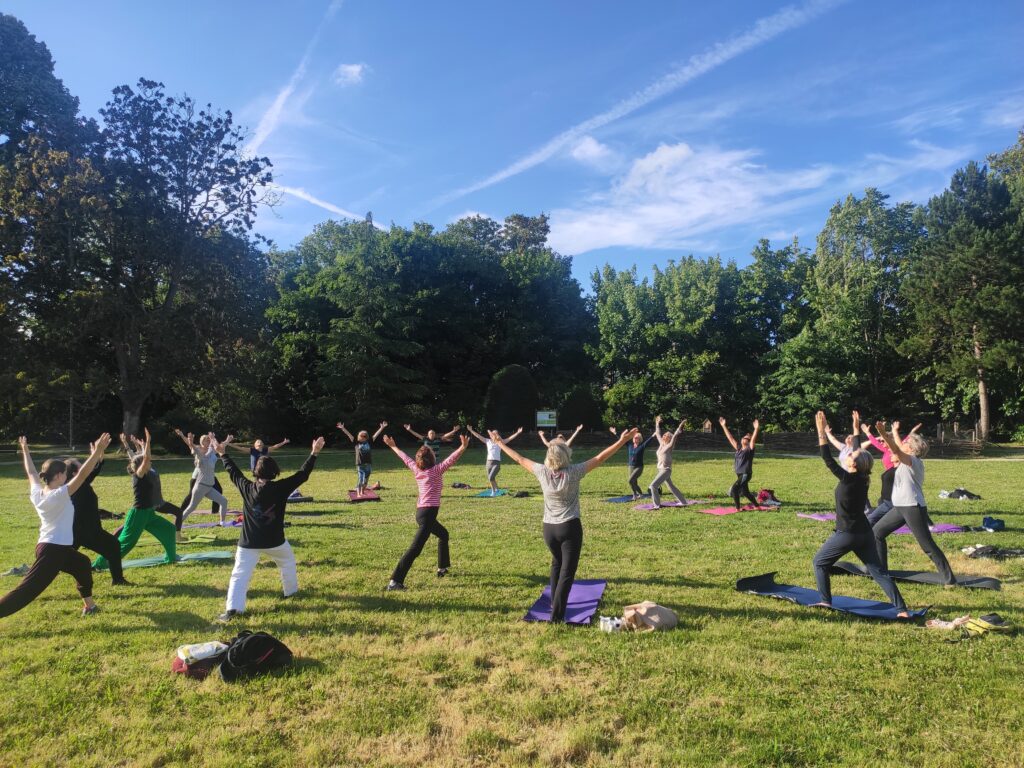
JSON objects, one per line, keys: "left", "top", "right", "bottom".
{"left": 93, "top": 428, "right": 177, "bottom": 570}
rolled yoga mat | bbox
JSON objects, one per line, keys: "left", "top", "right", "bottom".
{"left": 95, "top": 551, "right": 236, "bottom": 570}
{"left": 523, "top": 579, "right": 606, "bottom": 625}
{"left": 736, "top": 572, "right": 928, "bottom": 621}
{"left": 796, "top": 513, "right": 964, "bottom": 534}
{"left": 348, "top": 490, "right": 380, "bottom": 502}
{"left": 829, "top": 560, "right": 1001, "bottom": 590}
{"left": 475, "top": 489, "right": 509, "bottom": 497}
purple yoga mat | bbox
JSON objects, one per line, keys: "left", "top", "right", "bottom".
{"left": 796, "top": 512, "right": 963, "bottom": 534}
{"left": 182, "top": 521, "right": 242, "bottom": 529}
{"left": 633, "top": 500, "right": 702, "bottom": 510}
{"left": 523, "top": 579, "right": 606, "bottom": 625}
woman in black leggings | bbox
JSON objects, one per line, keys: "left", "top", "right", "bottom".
{"left": 67, "top": 448, "right": 128, "bottom": 586}
{"left": 719, "top": 417, "right": 760, "bottom": 510}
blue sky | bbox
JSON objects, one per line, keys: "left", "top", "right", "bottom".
{"left": 7, "top": 0, "right": 1024, "bottom": 284}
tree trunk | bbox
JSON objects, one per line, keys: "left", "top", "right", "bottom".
{"left": 121, "top": 395, "right": 145, "bottom": 437}
{"left": 973, "top": 325, "right": 990, "bottom": 442}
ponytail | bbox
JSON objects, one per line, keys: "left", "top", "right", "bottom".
{"left": 39, "top": 459, "right": 68, "bottom": 485}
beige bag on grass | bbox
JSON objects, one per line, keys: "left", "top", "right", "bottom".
{"left": 622, "top": 601, "right": 678, "bottom": 631}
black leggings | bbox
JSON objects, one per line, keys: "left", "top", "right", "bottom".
{"left": 176, "top": 477, "right": 222, "bottom": 530}
{"left": 730, "top": 473, "right": 758, "bottom": 508}
{"left": 628, "top": 466, "right": 643, "bottom": 497}
{"left": 873, "top": 504, "right": 955, "bottom": 584}
{"left": 76, "top": 527, "right": 124, "bottom": 583}
{"left": 391, "top": 506, "right": 449, "bottom": 583}
{"left": 542, "top": 518, "right": 583, "bottom": 623}
{"left": 813, "top": 529, "right": 906, "bottom": 609}
{"left": 0, "top": 544, "right": 93, "bottom": 618}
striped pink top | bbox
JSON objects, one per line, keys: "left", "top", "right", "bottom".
{"left": 397, "top": 448, "right": 463, "bottom": 508}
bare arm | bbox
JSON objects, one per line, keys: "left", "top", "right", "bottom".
{"left": 851, "top": 410, "right": 861, "bottom": 441}
{"left": 489, "top": 430, "right": 537, "bottom": 473}
{"left": 403, "top": 424, "right": 424, "bottom": 440}
{"left": 823, "top": 427, "right": 844, "bottom": 451}
{"left": 442, "top": 425, "right": 461, "bottom": 441}
{"left": 583, "top": 428, "right": 639, "bottom": 474}
{"left": 654, "top": 416, "right": 663, "bottom": 443}
{"left": 565, "top": 425, "right": 584, "bottom": 446}
{"left": 336, "top": 423, "right": 355, "bottom": 443}
{"left": 269, "top": 438, "right": 290, "bottom": 451}
{"left": 372, "top": 421, "right": 388, "bottom": 442}
{"left": 67, "top": 434, "right": 112, "bottom": 496}
{"left": 718, "top": 417, "right": 738, "bottom": 450}
{"left": 466, "top": 426, "right": 488, "bottom": 444}
{"left": 749, "top": 419, "right": 760, "bottom": 451}
{"left": 537, "top": 430, "right": 550, "bottom": 447}
{"left": 504, "top": 427, "right": 524, "bottom": 445}
{"left": 875, "top": 421, "right": 914, "bottom": 466}
{"left": 172, "top": 428, "right": 195, "bottom": 451}
{"left": 19, "top": 437, "right": 40, "bottom": 488}
{"left": 668, "top": 421, "right": 684, "bottom": 449}
{"left": 135, "top": 428, "right": 153, "bottom": 477}
{"left": 224, "top": 442, "right": 249, "bottom": 453}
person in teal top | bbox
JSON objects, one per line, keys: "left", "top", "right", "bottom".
{"left": 337, "top": 421, "right": 387, "bottom": 497}
{"left": 403, "top": 424, "right": 461, "bottom": 459}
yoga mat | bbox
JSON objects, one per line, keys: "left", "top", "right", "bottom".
{"left": 524, "top": 579, "right": 606, "bottom": 625}
{"left": 348, "top": 490, "right": 380, "bottom": 502}
{"left": 605, "top": 494, "right": 651, "bottom": 503}
{"left": 182, "top": 521, "right": 242, "bottom": 529}
{"left": 96, "top": 551, "right": 236, "bottom": 570}
{"left": 736, "top": 572, "right": 927, "bottom": 621}
{"left": 796, "top": 513, "right": 963, "bottom": 534}
{"left": 696, "top": 505, "right": 772, "bottom": 516}
{"left": 829, "top": 561, "right": 1001, "bottom": 591}
{"left": 632, "top": 499, "right": 703, "bottom": 510}
{"left": 194, "top": 509, "right": 243, "bottom": 516}
{"left": 474, "top": 489, "right": 508, "bottom": 497}
{"left": 288, "top": 494, "right": 314, "bottom": 503}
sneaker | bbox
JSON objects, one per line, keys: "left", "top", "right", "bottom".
{"left": 1, "top": 564, "right": 28, "bottom": 577}
{"left": 111, "top": 578, "right": 133, "bottom": 587}
{"left": 436, "top": 568, "right": 448, "bottom": 578}
{"left": 82, "top": 604, "right": 101, "bottom": 616}
{"left": 385, "top": 580, "right": 406, "bottom": 591}
{"left": 215, "top": 609, "right": 241, "bottom": 624}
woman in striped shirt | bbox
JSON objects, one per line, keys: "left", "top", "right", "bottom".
{"left": 382, "top": 432, "right": 470, "bottom": 590}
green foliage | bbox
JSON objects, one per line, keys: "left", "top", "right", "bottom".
{"left": 558, "top": 385, "right": 604, "bottom": 429}
{"left": 483, "top": 365, "right": 539, "bottom": 431}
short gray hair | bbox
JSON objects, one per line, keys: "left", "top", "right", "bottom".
{"left": 903, "top": 433, "right": 929, "bottom": 458}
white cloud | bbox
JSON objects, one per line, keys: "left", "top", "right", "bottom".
{"left": 983, "top": 94, "right": 1024, "bottom": 129}
{"left": 448, "top": 210, "right": 496, "bottom": 224}
{"left": 433, "top": 0, "right": 846, "bottom": 207}
{"left": 569, "top": 136, "right": 619, "bottom": 171}
{"left": 333, "top": 63, "right": 370, "bottom": 87}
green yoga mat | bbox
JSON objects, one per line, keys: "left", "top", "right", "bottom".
{"left": 99, "top": 551, "right": 235, "bottom": 570}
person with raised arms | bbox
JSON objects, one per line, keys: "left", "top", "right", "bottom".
{"left": 214, "top": 434, "right": 324, "bottom": 623}
{"left": 66, "top": 442, "right": 129, "bottom": 586}
{"left": 466, "top": 425, "right": 523, "bottom": 495}
{"left": 403, "top": 424, "right": 461, "bottom": 459}
{"left": 810, "top": 411, "right": 909, "bottom": 616}
{"left": 488, "top": 427, "right": 637, "bottom": 623}
{"left": 860, "top": 421, "right": 923, "bottom": 524}
{"left": 1, "top": 434, "right": 111, "bottom": 619}
{"left": 649, "top": 416, "right": 687, "bottom": 508}
{"left": 871, "top": 420, "right": 956, "bottom": 585}
{"left": 120, "top": 433, "right": 185, "bottom": 541}
{"left": 175, "top": 429, "right": 231, "bottom": 526}
{"left": 719, "top": 416, "right": 761, "bottom": 511}
{"left": 609, "top": 426, "right": 656, "bottom": 500}
{"left": 93, "top": 429, "right": 178, "bottom": 570}
{"left": 823, "top": 410, "right": 866, "bottom": 463}
{"left": 538, "top": 424, "right": 583, "bottom": 447}
{"left": 336, "top": 421, "right": 387, "bottom": 497}
{"left": 383, "top": 432, "right": 470, "bottom": 590}
{"left": 225, "top": 437, "right": 291, "bottom": 473}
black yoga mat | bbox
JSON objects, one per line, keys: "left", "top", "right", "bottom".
{"left": 829, "top": 561, "right": 1001, "bottom": 590}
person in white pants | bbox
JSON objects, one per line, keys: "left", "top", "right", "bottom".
{"left": 211, "top": 434, "right": 325, "bottom": 622}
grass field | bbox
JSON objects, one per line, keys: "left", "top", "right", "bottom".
{"left": 0, "top": 444, "right": 1021, "bottom": 768}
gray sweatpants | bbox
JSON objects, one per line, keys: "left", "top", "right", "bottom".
{"left": 649, "top": 468, "right": 686, "bottom": 506}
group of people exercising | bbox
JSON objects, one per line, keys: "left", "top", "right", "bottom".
{"left": 2, "top": 409, "right": 955, "bottom": 624}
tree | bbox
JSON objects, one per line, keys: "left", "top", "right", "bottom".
{"left": 483, "top": 365, "right": 539, "bottom": 431}
{"left": 903, "top": 161, "right": 1024, "bottom": 440}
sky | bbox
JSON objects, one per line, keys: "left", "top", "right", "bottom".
{"left": 6, "top": 0, "right": 1024, "bottom": 284}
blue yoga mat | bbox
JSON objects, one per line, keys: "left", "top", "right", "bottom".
{"left": 523, "top": 579, "right": 606, "bottom": 625}
{"left": 102, "top": 551, "right": 236, "bottom": 570}
{"left": 736, "top": 572, "right": 927, "bottom": 621}
{"left": 605, "top": 494, "right": 651, "bottom": 503}
{"left": 182, "top": 521, "right": 242, "bottom": 529}
{"left": 475, "top": 489, "right": 508, "bottom": 497}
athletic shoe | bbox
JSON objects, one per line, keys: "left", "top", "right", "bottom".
{"left": 436, "top": 568, "right": 448, "bottom": 578}
{"left": 215, "top": 609, "right": 241, "bottom": 624}
{"left": 385, "top": 580, "right": 406, "bottom": 591}
{"left": 82, "top": 604, "right": 101, "bottom": 617}
{"left": 111, "top": 578, "right": 133, "bottom": 586}
{"left": 1, "top": 564, "right": 28, "bottom": 577}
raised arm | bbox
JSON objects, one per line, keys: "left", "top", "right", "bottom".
{"left": 172, "top": 428, "right": 196, "bottom": 452}
{"left": 583, "top": 428, "right": 639, "bottom": 474}
{"left": 278, "top": 437, "right": 325, "bottom": 495}
{"left": 466, "top": 426, "right": 488, "bottom": 444}
{"left": 403, "top": 424, "right": 424, "bottom": 441}
{"left": 437, "top": 434, "right": 471, "bottom": 473}
{"left": 134, "top": 428, "right": 153, "bottom": 477}
{"left": 269, "top": 438, "right": 290, "bottom": 451}
{"left": 749, "top": 419, "right": 760, "bottom": 450}
{"left": 336, "top": 423, "right": 355, "bottom": 443}
{"left": 851, "top": 410, "right": 861, "bottom": 442}
{"left": 214, "top": 435, "right": 248, "bottom": 492}
{"left": 654, "top": 415, "right": 664, "bottom": 442}
{"left": 877, "top": 421, "right": 914, "bottom": 466}
{"left": 489, "top": 430, "right": 537, "bottom": 473}
{"left": 718, "top": 417, "right": 738, "bottom": 450}
{"left": 19, "top": 436, "right": 40, "bottom": 488}
{"left": 372, "top": 421, "right": 388, "bottom": 442}
{"left": 823, "top": 426, "right": 844, "bottom": 451}
{"left": 815, "top": 412, "right": 844, "bottom": 480}
{"left": 537, "top": 430, "right": 550, "bottom": 447}
{"left": 504, "top": 427, "right": 524, "bottom": 445}
{"left": 442, "top": 425, "right": 461, "bottom": 441}
{"left": 67, "top": 434, "right": 112, "bottom": 496}
{"left": 382, "top": 434, "right": 417, "bottom": 471}
{"left": 565, "top": 425, "right": 584, "bottom": 446}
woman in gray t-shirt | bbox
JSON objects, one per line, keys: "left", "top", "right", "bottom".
{"left": 488, "top": 427, "right": 637, "bottom": 622}
{"left": 871, "top": 421, "right": 955, "bottom": 585}
{"left": 176, "top": 430, "right": 231, "bottom": 527}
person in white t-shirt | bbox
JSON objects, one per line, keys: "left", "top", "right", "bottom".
{"left": 1, "top": 433, "right": 111, "bottom": 619}
{"left": 466, "top": 426, "right": 523, "bottom": 495}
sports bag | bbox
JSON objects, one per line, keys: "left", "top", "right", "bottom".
{"left": 218, "top": 630, "right": 293, "bottom": 682}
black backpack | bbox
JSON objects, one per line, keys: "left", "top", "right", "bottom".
{"left": 218, "top": 631, "right": 293, "bottom": 682}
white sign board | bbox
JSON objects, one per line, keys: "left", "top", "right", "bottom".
{"left": 536, "top": 410, "right": 557, "bottom": 428}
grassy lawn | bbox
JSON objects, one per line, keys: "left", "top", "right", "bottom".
{"left": 0, "top": 445, "right": 1021, "bottom": 767}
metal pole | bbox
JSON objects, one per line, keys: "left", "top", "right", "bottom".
{"left": 69, "top": 396, "right": 74, "bottom": 450}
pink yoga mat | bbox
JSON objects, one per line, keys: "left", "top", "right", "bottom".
{"left": 632, "top": 500, "right": 703, "bottom": 511}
